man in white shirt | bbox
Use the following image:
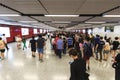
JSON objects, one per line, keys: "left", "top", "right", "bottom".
{"left": 2, "top": 34, "right": 9, "bottom": 50}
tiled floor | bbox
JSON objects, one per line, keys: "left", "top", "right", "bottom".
{"left": 0, "top": 39, "right": 115, "bottom": 80}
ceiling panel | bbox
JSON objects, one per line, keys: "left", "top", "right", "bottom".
{"left": 33, "top": 17, "right": 53, "bottom": 21}
{"left": 0, "top": 16, "right": 33, "bottom": 21}
{"left": 0, "top": 6, "right": 17, "bottom": 14}
{"left": 105, "top": 8, "right": 120, "bottom": 15}
{"left": 89, "top": 17, "right": 120, "bottom": 22}
{"left": 40, "top": 0, "right": 85, "bottom": 14}
{"left": 71, "top": 17, "right": 91, "bottom": 21}
{"left": 1, "top": 0, "right": 48, "bottom": 14}
{"left": 76, "top": 0, "right": 120, "bottom": 14}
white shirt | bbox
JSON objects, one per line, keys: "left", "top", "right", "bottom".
{"left": 2, "top": 36, "right": 7, "bottom": 43}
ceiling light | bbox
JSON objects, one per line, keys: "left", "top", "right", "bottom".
{"left": 19, "top": 21, "right": 38, "bottom": 23}
{"left": 52, "top": 21, "right": 71, "bottom": 23}
{"left": 85, "top": 21, "right": 105, "bottom": 24}
{"left": 45, "top": 15, "right": 79, "bottom": 17}
{"left": 103, "top": 15, "right": 120, "bottom": 17}
{"left": 0, "top": 14, "right": 20, "bottom": 16}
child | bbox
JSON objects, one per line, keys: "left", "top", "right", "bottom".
{"left": 112, "top": 53, "right": 120, "bottom": 80}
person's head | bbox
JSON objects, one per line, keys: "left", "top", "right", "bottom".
{"left": 0, "top": 37, "right": 2, "bottom": 40}
{"left": 69, "top": 49, "right": 78, "bottom": 59}
{"left": 115, "top": 37, "right": 119, "bottom": 40}
{"left": 38, "top": 34, "right": 42, "bottom": 38}
{"left": 32, "top": 36, "right": 35, "bottom": 39}
{"left": 100, "top": 36, "right": 103, "bottom": 40}
{"left": 3, "top": 34, "right": 5, "bottom": 36}
{"left": 85, "top": 36, "right": 90, "bottom": 42}
{"left": 115, "top": 54, "right": 120, "bottom": 62}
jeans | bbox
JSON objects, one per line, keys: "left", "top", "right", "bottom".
{"left": 57, "top": 49, "right": 62, "bottom": 58}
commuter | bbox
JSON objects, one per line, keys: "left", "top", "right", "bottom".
{"left": 22, "top": 37, "right": 27, "bottom": 50}
{"left": 67, "top": 35, "right": 73, "bottom": 50}
{"left": 94, "top": 35, "right": 100, "bottom": 60}
{"left": 96, "top": 37, "right": 105, "bottom": 62}
{"left": 29, "top": 36, "right": 36, "bottom": 57}
{"left": 63, "top": 38, "right": 67, "bottom": 54}
{"left": 15, "top": 35, "right": 22, "bottom": 49}
{"left": 56, "top": 36, "right": 63, "bottom": 59}
{"left": 0, "top": 37, "right": 5, "bottom": 60}
{"left": 83, "top": 37, "right": 94, "bottom": 70}
{"left": 69, "top": 49, "right": 89, "bottom": 80}
{"left": 111, "top": 37, "right": 119, "bottom": 59}
{"left": 36, "top": 34, "right": 45, "bottom": 62}
{"left": 2, "top": 34, "right": 9, "bottom": 50}
{"left": 103, "top": 39, "right": 110, "bottom": 61}
{"left": 112, "top": 53, "right": 120, "bottom": 80}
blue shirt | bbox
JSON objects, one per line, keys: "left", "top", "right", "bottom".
{"left": 57, "top": 39, "right": 63, "bottom": 49}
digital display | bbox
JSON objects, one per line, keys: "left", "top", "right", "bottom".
{"left": 0, "top": 27, "right": 10, "bottom": 37}
{"left": 40, "top": 29, "right": 43, "bottom": 33}
{"left": 34, "top": 29, "right": 37, "bottom": 34}
{"left": 21, "top": 28, "right": 29, "bottom": 35}
{"left": 105, "top": 26, "right": 114, "bottom": 32}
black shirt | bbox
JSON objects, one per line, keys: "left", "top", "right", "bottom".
{"left": 36, "top": 38, "right": 45, "bottom": 48}
{"left": 70, "top": 58, "right": 86, "bottom": 80}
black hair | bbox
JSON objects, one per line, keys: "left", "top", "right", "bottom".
{"left": 38, "top": 34, "right": 42, "bottom": 38}
{"left": 32, "top": 36, "right": 35, "bottom": 39}
{"left": 85, "top": 36, "right": 90, "bottom": 41}
{"left": 115, "top": 54, "right": 120, "bottom": 62}
{"left": 115, "top": 37, "right": 119, "bottom": 40}
{"left": 0, "top": 37, "right": 2, "bottom": 40}
{"left": 100, "top": 36, "right": 103, "bottom": 39}
{"left": 69, "top": 49, "right": 78, "bottom": 56}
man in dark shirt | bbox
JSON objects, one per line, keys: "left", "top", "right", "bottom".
{"left": 29, "top": 36, "right": 36, "bottom": 57}
{"left": 96, "top": 37, "right": 105, "bottom": 62}
{"left": 69, "top": 49, "right": 89, "bottom": 80}
{"left": 36, "top": 34, "right": 45, "bottom": 62}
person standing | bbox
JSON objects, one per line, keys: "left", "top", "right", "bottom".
{"left": 15, "top": 35, "right": 22, "bottom": 49}
{"left": 111, "top": 37, "right": 119, "bottom": 59}
{"left": 83, "top": 37, "right": 94, "bottom": 70}
{"left": 22, "top": 37, "right": 27, "bottom": 50}
{"left": 69, "top": 49, "right": 89, "bottom": 80}
{"left": 36, "top": 35, "right": 45, "bottom": 62}
{"left": 56, "top": 36, "right": 63, "bottom": 59}
{"left": 103, "top": 39, "right": 110, "bottom": 61}
{"left": 2, "top": 34, "right": 9, "bottom": 50}
{"left": 0, "top": 37, "right": 5, "bottom": 60}
{"left": 63, "top": 38, "right": 67, "bottom": 55}
{"left": 112, "top": 53, "right": 120, "bottom": 80}
{"left": 29, "top": 36, "right": 36, "bottom": 57}
{"left": 96, "top": 37, "right": 105, "bottom": 62}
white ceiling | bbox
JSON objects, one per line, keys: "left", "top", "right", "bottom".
{"left": 0, "top": 0, "right": 120, "bottom": 30}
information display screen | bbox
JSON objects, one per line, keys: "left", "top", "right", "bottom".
{"left": 34, "top": 29, "right": 37, "bottom": 34}
{"left": 0, "top": 27, "right": 10, "bottom": 37}
{"left": 21, "top": 28, "right": 29, "bottom": 35}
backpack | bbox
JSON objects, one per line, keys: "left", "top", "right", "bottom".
{"left": 84, "top": 43, "right": 93, "bottom": 57}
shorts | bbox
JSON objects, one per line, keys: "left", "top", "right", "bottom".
{"left": 103, "top": 50, "right": 110, "bottom": 54}
{"left": 38, "top": 48, "right": 44, "bottom": 54}
{"left": 0, "top": 49, "right": 5, "bottom": 53}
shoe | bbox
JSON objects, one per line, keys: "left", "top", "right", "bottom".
{"left": 99, "top": 59, "right": 102, "bottom": 62}
{"left": 32, "top": 55, "right": 35, "bottom": 57}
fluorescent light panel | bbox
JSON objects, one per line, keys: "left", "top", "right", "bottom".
{"left": 45, "top": 15, "right": 79, "bottom": 17}
{"left": 19, "top": 21, "right": 38, "bottom": 23}
{"left": 52, "top": 21, "right": 71, "bottom": 23}
{"left": 103, "top": 15, "right": 120, "bottom": 17}
{"left": 85, "top": 21, "right": 105, "bottom": 24}
{"left": 0, "top": 14, "right": 20, "bottom": 16}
